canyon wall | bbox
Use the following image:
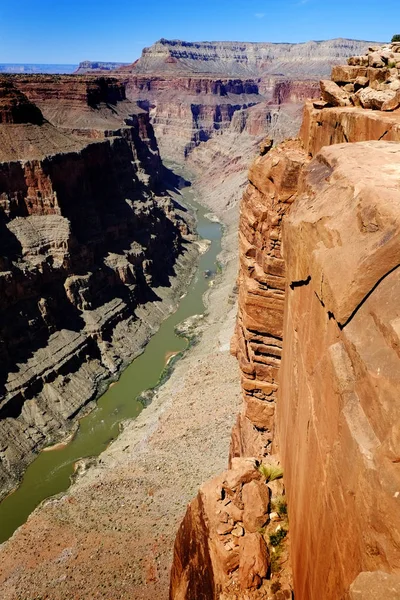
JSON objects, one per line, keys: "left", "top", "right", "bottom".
{"left": 122, "top": 39, "right": 375, "bottom": 78}
{"left": 0, "top": 76, "right": 193, "bottom": 498}
{"left": 117, "top": 38, "right": 375, "bottom": 163}
{"left": 171, "top": 42, "right": 400, "bottom": 599}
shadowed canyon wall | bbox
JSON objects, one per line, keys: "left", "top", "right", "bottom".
{"left": 0, "top": 76, "right": 192, "bottom": 498}
{"left": 171, "top": 41, "right": 400, "bottom": 600}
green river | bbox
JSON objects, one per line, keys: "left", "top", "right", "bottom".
{"left": 0, "top": 174, "right": 222, "bottom": 544}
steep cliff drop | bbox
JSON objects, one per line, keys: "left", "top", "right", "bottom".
{"left": 170, "top": 41, "right": 400, "bottom": 599}
{"left": 0, "top": 75, "right": 194, "bottom": 499}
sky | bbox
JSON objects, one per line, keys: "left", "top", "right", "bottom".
{"left": 0, "top": 0, "right": 398, "bottom": 64}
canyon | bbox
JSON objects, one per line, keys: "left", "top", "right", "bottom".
{"left": 0, "top": 36, "right": 399, "bottom": 600}
{"left": 0, "top": 74, "right": 196, "bottom": 499}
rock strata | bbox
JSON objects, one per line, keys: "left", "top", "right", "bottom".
{"left": 0, "top": 77, "right": 193, "bottom": 498}
{"left": 171, "top": 41, "right": 400, "bottom": 600}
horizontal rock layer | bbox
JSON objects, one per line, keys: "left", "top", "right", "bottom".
{"left": 125, "top": 38, "right": 374, "bottom": 78}
{"left": 0, "top": 78, "right": 192, "bottom": 498}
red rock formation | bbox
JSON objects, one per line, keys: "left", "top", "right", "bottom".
{"left": 279, "top": 141, "right": 400, "bottom": 599}
{"left": 171, "top": 41, "right": 400, "bottom": 600}
{"left": 230, "top": 140, "right": 309, "bottom": 459}
{"left": 170, "top": 457, "right": 291, "bottom": 599}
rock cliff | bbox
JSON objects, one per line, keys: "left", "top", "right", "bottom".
{"left": 116, "top": 38, "right": 375, "bottom": 162}
{"left": 0, "top": 76, "right": 193, "bottom": 498}
{"left": 171, "top": 42, "right": 400, "bottom": 599}
{"left": 124, "top": 38, "right": 375, "bottom": 78}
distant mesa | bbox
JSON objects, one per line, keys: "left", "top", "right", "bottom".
{"left": 0, "top": 64, "right": 77, "bottom": 74}
{"left": 75, "top": 60, "right": 130, "bottom": 74}
{"left": 120, "top": 38, "right": 380, "bottom": 78}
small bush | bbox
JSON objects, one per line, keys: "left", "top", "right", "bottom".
{"left": 272, "top": 495, "right": 287, "bottom": 516}
{"left": 269, "top": 528, "right": 288, "bottom": 547}
{"left": 258, "top": 463, "right": 283, "bottom": 482}
{"left": 392, "top": 34, "right": 400, "bottom": 42}
{"left": 388, "top": 61, "right": 398, "bottom": 68}
{"left": 270, "top": 547, "right": 283, "bottom": 573}
{"left": 271, "top": 581, "right": 282, "bottom": 593}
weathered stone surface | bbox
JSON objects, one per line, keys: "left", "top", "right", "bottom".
{"left": 238, "top": 533, "right": 269, "bottom": 590}
{"left": 357, "top": 87, "right": 396, "bottom": 109}
{"left": 278, "top": 141, "right": 400, "bottom": 599}
{"left": 231, "top": 139, "right": 309, "bottom": 456}
{"left": 382, "top": 90, "right": 400, "bottom": 111}
{"left": 349, "top": 571, "right": 400, "bottom": 599}
{"left": 242, "top": 480, "right": 270, "bottom": 533}
{"left": 331, "top": 65, "right": 368, "bottom": 83}
{"left": 300, "top": 102, "right": 400, "bottom": 157}
{"left": 284, "top": 141, "right": 400, "bottom": 325}
{"left": 320, "top": 79, "right": 351, "bottom": 106}
{"left": 170, "top": 460, "right": 273, "bottom": 597}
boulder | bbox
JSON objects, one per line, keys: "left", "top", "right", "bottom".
{"left": 368, "top": 52, "right": 385, "bottom": 68}
{"left": 242, "top": 480, "right": 270, "bottom": 533}
{"left": 357, "top": 87, "right": 396, "bottom": 110}
{"left": 382, "top": 90, "right": 400, "bottom": 111}
{"left": 347, "top": 55, "right": 369, "bottom": 67}
{"left": 223, "top": 457, "right": 259, "bottom": 491}
{"left": 331, "top": 65, "right": 367, "bottom": 83}
{"left": 244, "top": 396, "right": 275, "bottom": 430}
{"left": 238, "top": 532, "right": 269, "bottom": 590}
{"left": 320, "top": 80, "right": 351, "bottom": 107}
{"left": 354, "top": 76, "right": 369, "bottom": 90}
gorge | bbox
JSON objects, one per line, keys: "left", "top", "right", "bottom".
{"left": 0, "top": 35, "right": 400, "bottom": 600}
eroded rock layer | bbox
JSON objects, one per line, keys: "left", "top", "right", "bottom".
{"left": 0, "top": 77, "right": 192, "bottom": 498}
{"left": 171, "top": 42, "right": 400, "bottom": 599}
{"left": 117, "top": 38, "right": 369, "bottom": 162}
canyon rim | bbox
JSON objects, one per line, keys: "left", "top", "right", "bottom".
{"left": 0, "top": 27, "right": 399, "bottom": 600}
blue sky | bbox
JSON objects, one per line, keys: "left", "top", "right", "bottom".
{"left": 0, "top": 0, "right": 397, "bottom": 64}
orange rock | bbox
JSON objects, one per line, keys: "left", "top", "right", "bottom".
{"left": 242, "top": 480, "right": 270, "bottom": 533}
{"left": 238, "top": 532, "right": 269, "bottom": 590}
{"left": 320, "top": 79, "right": 351, "bottom": 107}
{"left": 331, "top": 65, "right": 368, "bottom": 83}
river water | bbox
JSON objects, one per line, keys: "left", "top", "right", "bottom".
{"left": 0, "top": 179, "right": 222, "bottom": 544}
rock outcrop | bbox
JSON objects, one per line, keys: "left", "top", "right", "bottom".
{"left": 171, "top": 41, "right": 400, "bottom": 599}
{"left": 0, "top": 76, "right": 193, "bottom": 498}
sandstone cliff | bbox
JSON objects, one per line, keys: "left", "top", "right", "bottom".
{"left": 171, "top": 41, "right": 400, "bottom": 599}
{"left": 0, "top": 76, "right": 193, "bottom": 498}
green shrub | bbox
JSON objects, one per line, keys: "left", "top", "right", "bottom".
{"left": 258, "top": 463, "right": 283, "bottom": 482}
{"left": 392, "top": 34, "right": 400, "bottom": 42}
{"left": 269, "top": 528, "right": 288, "bottom": 547}
{"left": 272, "top": 495, "right": 287, "bottom": 516}
{"left": 270, "top": 547, "right": 282, "bottom": 573}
